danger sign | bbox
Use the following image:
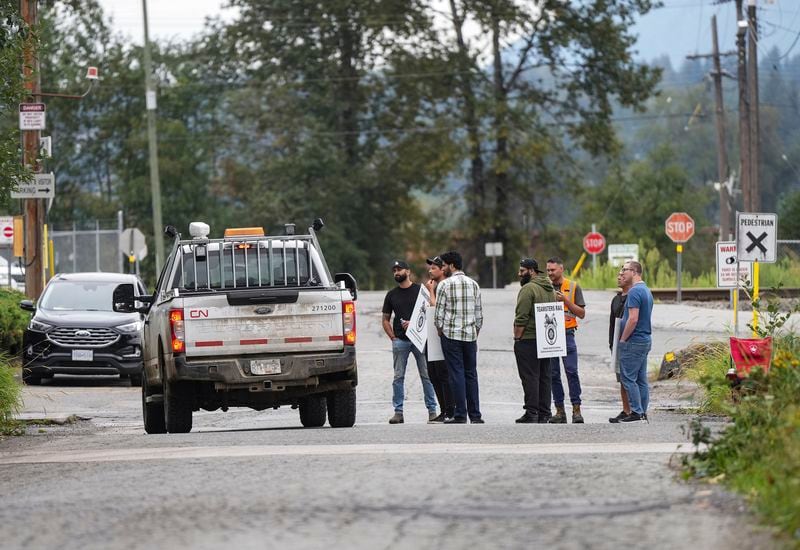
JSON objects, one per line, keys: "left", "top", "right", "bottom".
{"left": 0, "top": 216, "right": 12, "bottom": 246}
{"left": 716, "top": 241, "right": 752, "bottom": 288}
{"left": 19, "top": 103, "right": 46, "bottom": 130}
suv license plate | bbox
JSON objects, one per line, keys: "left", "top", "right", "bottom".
{"left": 72, "top": 350, "right": 93, "bottom": 361}
{"left": 251, "top": 359, "right": 281, "bottom": 375}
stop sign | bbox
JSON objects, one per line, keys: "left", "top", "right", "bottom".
{"left": 583, "top": 231, "right": 606, "bottom": 255}
{"left": 0, "top": 216, "right": 12, "bottom": 246}
{"left": 665, "top": 212, "right": 695, "bottom": 243}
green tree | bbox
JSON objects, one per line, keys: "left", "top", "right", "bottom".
{"left": 584, "top": 143, "right": 716, "bottom": 275}
{"left": 0, "top": 0, "right": 34, "bottom": 204}
{"left": 213, "top": 0, "right": 458, "bottom": 287}
{"left": 436, "top": 0, "right": 662, "bottom": 284}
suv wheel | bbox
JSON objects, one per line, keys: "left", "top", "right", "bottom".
{"left": 22, "top": 368, "right": 41, "bottom": 385}
{"left": 327, "top": 388, "right": 356, "bottom": 428}
{"left": 299, "top": 394, "right": 327, "bottom": 427}
{"left": 142, "top": 367, "right": 166, "bottom": 434}
{"left": 129, "top": 371, "right": 143, "bottom": 387}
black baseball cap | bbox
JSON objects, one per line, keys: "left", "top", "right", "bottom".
{"left": 426, "top": 256, "right": 444, "bottom": 267}
{"left": 520, "top": 258, "right": 543, "bottom": 273}
{"left": 392, "top": 260, "right": 410, "bottom": 270}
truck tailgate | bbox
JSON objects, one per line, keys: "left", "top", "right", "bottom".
{"left": 183, "top": 290, "right": 345, "bottom": 357}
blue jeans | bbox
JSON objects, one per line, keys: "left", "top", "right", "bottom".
{"left": 619, "top": 340, "right": 651, "bottom": 415}
{"left": 440, "top": 335, "right": 481, "bottom": 420}
{"left": 551, "top": 331, "right": 581, "bottom": 406}
{"left": 392, "top": 338, "right": 438, "bottom": 413}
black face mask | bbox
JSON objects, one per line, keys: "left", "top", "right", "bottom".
{"left": 394, "top": 273, "right": 408, "bottom": 283}
{"left": 519, "top": 273, "right": 532, "bottom": 286}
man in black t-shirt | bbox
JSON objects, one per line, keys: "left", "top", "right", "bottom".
{"left": 608, "top": 267, "right": 632, "bottom": 423}
{"left": 382, "top": 260, "right": 439, "bottom": 424}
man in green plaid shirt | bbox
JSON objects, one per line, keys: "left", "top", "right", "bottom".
{"left": 434, "top": 250, "right": 484, "bottom": 424}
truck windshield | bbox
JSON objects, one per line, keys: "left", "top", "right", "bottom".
{"left": 39, "top": 281, "right": 119, "bottom": 311}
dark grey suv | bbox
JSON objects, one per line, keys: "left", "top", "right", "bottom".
{"left": 20, "top": 272, "right": 147, "bottom": 385}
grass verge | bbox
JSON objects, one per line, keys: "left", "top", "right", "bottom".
{"left": 0, "top": 354, "right": 22, "bottom": 436}
{"left": 681, "top": 333, "right": 800, "bottom": 544}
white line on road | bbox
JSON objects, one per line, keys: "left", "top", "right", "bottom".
{"left": 0, "top": 442, "right": 697, "bottom": 464}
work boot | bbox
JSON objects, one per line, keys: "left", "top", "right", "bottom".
{"left": 548, "top": 406, "right": 567, "bottom": 424}
{"left": 572, "top": 404, "right": 585, "bottom": 424}
{"left": 388, "top": 412, "right": 404, "bottom": 424}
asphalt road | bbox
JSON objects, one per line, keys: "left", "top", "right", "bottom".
{"left": 0, "top": 288, "right": 782, "bottom": 549}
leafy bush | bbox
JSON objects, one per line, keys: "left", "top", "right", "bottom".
{"left": 682, "top": 315, "right": 800, "bottom": 541}
{"left": 0, "top": 288, "right": 29, "bottom": 355}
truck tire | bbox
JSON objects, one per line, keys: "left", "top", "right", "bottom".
{"left": 164, "top": 379, "right": 193, "bottom": 433}
{"left": 142, "top": 368, "right": 166, "bottom": 434}
{"left": 299, "top": 394, "right": 327, "bottom": 428}
{"left": 327, "top": 388, "right": 356, "bottom": 428}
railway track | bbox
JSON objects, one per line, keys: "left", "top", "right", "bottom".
{"left": 649, "top": 287, "right": 800, "bottom": 302}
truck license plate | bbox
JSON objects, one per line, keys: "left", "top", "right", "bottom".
{"left": 250, "top": 359, "right": 281, "bottom": 375}
{"left": 72, "top": 350, "right": 93, "bottom": 361}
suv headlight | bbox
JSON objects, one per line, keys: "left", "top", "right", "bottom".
{"left": 28, "top": 319, "right": 53, "bottom": 333}
{"left": 116, "top": 320, "right": 144, "bottom": 334}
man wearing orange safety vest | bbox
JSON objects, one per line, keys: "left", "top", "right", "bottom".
{"left": 546, "top": 257, "right": 586, "bottom": 423}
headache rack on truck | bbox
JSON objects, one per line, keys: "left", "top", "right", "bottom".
{"left": 169, "top": 223, "right": 335, "bottom": 292}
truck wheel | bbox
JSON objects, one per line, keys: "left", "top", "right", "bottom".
{"left": 327, "top": 388, "right": 356, "bottom": 428}
{"left": 142, "top": 368, "right": 166, "bottom": 434}
{"left": 299, "top": 394, "right": 327, "bottom": 428}
{"left": 164, "top": 379, "right": 193, "bottom": 433}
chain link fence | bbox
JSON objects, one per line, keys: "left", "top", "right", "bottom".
{"left": 50, "top": 212, "right": 124, "bottom": 275}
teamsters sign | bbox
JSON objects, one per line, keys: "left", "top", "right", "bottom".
{"left": 534, "top": 302, "right": 567, "bottom": 358}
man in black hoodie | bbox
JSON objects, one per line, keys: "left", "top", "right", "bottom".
{"left": 513, "top": 258, "right": 557, "bottom": 423}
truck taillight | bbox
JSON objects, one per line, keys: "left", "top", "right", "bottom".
{"left": 170, "top": 308, "right": 185, "bottom": 353}
{"left": 342, "top": 301, "right": 356, "bottom": 345}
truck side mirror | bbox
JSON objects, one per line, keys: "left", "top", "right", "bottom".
{"left": 334, "top": 273, "right": 357, "bottom": 301}
{"left": 19, "top": 300, "right": 35, "bottom": 312}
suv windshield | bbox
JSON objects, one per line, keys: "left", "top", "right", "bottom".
{"left": 39, "top": 281, "right": 120, "bottom": 311}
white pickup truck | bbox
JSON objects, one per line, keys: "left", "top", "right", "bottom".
{"left": 112, "top": 220, "right": 358, "bottom": 433}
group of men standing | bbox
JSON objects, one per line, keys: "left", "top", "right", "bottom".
{"left": 382, "top": 251, "right": 653, "bottom": 425}
{"left": 382, "top": 251, "right": 483, "bottom": 424}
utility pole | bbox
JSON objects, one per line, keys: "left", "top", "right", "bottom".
{"left": 747, "top": 0, "right": 760, "bottom": 211}
{"left": 142, "top": 0, "right": 164, "bottom": 272}
{"left": 686, "top": 15, "right": 736, "bottom": 241}
{"left": 21, "top": 0, "right": 44, "bottom": 299}
{"left": 711, "top": 15, "right": 732, "bottom": 239}
{"left": 736, "top": 0, "right": 751, "bottom": 212}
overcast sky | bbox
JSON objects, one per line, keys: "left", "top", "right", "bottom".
{"left": 97, "top": 0, "right": 800, "bottom": 68}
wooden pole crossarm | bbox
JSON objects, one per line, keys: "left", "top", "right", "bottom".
{"left": 34, "top": 79, "right": 96, "bottom": 100}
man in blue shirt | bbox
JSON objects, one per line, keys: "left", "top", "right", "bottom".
{"left": 617, "top": 260, "right": 654, "bottom": 423}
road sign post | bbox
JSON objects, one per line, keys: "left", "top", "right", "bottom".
{"left": 119, "top": 227, "right": 148, "bottom": 274}
{"left": 485, "top": 241, "right": 503, "bottom": 289}
{"left": 665, "top": 212, "right": 696, "bottom": 304}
